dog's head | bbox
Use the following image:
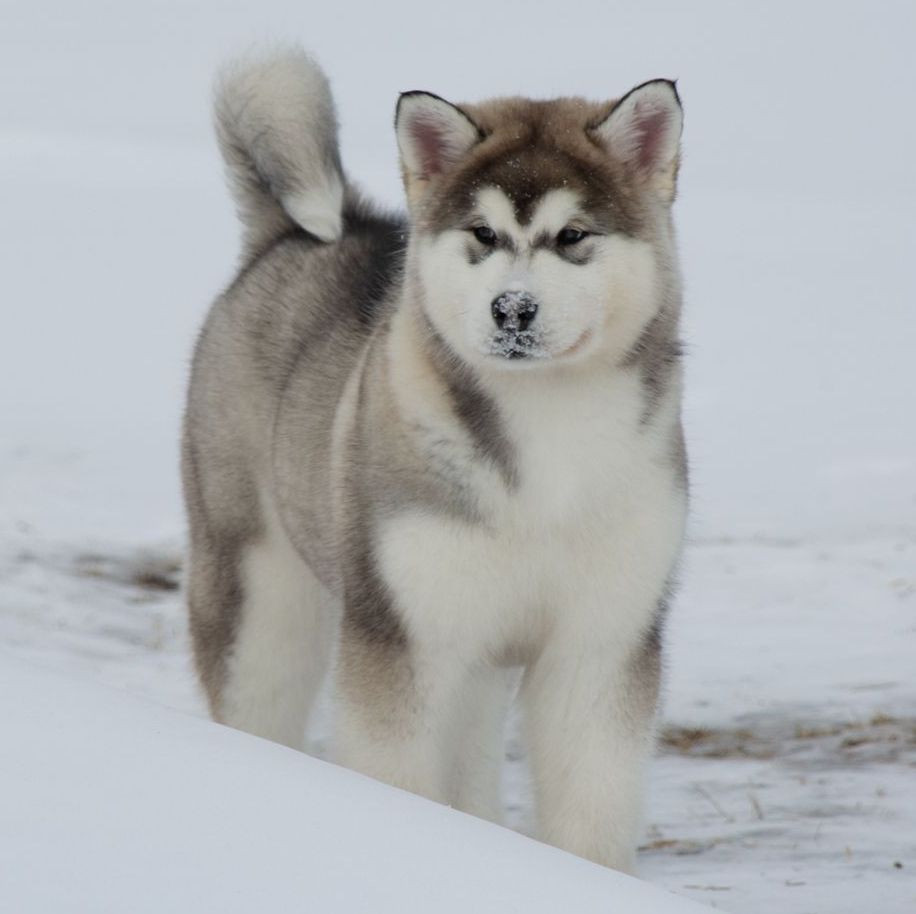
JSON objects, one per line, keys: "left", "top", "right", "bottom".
{"left": 395, "top": 82, "right": 682, "bottom": 371}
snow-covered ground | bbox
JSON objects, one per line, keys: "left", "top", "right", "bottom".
{"left": 3, "top": 655, "right": 715, "bottom": 913}
{"left": 2, "top": 1, "right": 915, "bottom": 911}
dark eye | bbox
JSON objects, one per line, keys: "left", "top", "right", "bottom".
{"left": 473, "top": 225, "right": 497, "bottom": 246}
{"left": 557, "top": 227, "right": 587, "bottom": 246}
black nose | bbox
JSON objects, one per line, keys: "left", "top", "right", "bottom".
{"left": 491, "top": 292, "right": 538, "bottom": 331}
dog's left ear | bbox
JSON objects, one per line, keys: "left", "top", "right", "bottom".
{"left": 593, "top": 80, "right": 683, "bottom": 202}
{"left": 396, "top": 91, "right": 482, "bottom": 201}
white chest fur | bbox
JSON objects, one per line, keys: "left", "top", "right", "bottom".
{"left": 376, "top": 364, "right": 686, "bottom": 664}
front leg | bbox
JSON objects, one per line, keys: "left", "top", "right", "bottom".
{"left": 520, "top": 609, "right": 664, "bottom": 874}
{"left": 335, "top": 624, "right": 454, "bottom": 804}
{"left": 334, "top": 586, "right": 493, "bottom": 810}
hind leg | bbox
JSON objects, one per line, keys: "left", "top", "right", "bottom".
{"left": 447, "top": 667, "right": 510, "bottom": 822}
{"left": 188, "top": 502, "right": 333, "bottom": 750}
{"left": 220, "top": 523, "right": 333, "bottom": 748}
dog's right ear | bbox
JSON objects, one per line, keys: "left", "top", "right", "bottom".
{"left": 395, "top": 92, "right": 482, "bottom": 200}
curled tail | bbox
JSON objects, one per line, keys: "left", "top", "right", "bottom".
{"left": 214, "top": 46, "right": 344, "bottom": 256}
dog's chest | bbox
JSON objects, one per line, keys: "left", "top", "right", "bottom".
{"left": 375, "top": 375, "right": 684, "bottom": 656}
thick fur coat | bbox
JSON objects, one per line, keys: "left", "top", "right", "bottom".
{"left": 183, "top": 47, "right": 687, "bottom": 872}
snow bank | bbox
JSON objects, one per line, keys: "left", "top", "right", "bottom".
{"left": 0, "top": 655, "right": 710, "bottom": 913}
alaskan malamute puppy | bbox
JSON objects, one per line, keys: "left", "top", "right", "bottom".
{"left": 183, "top": 47, "right": 687, "bottom": 873}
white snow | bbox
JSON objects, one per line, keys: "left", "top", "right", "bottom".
{"left": 2, "top": 1, "right": 915, "bottom": 911}
{"left": 2, "top": 655, "right": 716, "bottom": 913}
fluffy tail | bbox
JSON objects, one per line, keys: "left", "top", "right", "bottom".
{"left": 214, "top": 47, "right": 345, "bottom": 256}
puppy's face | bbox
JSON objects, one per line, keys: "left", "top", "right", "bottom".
{"left": 396, "top": 84, "right": 682, "bottom": 373}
